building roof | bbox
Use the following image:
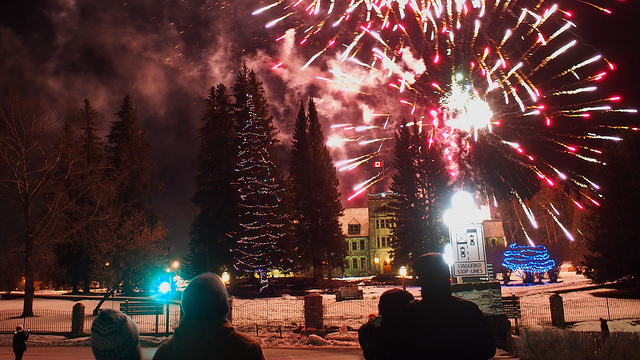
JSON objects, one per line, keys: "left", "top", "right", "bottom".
{"left": 482, "top": 219, "right": 506, "bottom": 238}
{"left": 340, "top": 207, "right": 369, "bottom": 237}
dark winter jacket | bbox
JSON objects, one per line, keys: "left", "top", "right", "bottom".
{"left": 358, "top": 316, "right": 413, "bottom": 360}
{"left": 408, "top": 296, "right": 496, "bottom": 360}
{"left": 152, "top": 317, "right": 265, "bottom": 360}
{"left": 12, "top": 330, "right": 29, "bottom": 353}
{"left": 359, "top": 288, "right": 415, "bottom": 360}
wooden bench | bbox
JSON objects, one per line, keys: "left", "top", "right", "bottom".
{"left": 501, "top": 295, "right": 521, "bottom": 334}
{"left": 119, "top": 301, "right": 164, "bottom": 316}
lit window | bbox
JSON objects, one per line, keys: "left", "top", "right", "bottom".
{"left": 361, "top": 258, "right": 366, "bottom": 269}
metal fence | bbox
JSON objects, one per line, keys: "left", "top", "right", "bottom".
{"left": 0, "top": 309, "right": 72, "bottom": 334}
{"left": 324, "top": 298, "right": 378, "bottom": 328}
{"left": 231, "top": 297, "right": 304, "bottom": 327}
{"left": 0, "top": 308, "right": 182, "bottom": 335}
{"left": 519, "top": 297, "right": 640, "bottom": 327}
{"left": 2, "top": 296, "right": 639, "bottom": 335}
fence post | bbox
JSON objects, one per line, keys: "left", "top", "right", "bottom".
{"left": 71, "top": 303, "right": 85, "bottom": 338}
{"left": 549, "top": 293, "right": 565, "bottom": 326}
{"left": 304, "top": 293, "right": 323, "bottom": 329}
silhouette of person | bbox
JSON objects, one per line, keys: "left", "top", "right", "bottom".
{"left": 90, "top": 308, "right": 143, "bottom": 360}
{"left": 12, "top": 325, "right": 29, "bottom": 360}
{"left": 600, "top": 317, "right": 610, "bottom": 340}
{"left": 408, "top": 252, "right": 495, "bottom": 360}
{"left": 153, "top": 272, "right": 265, "bottom": 360}
{"left": 358, "top": 288, "right": 415, "bottom": 359}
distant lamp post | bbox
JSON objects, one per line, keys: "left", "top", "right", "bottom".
{"left": 399, "top": 266, "right": 407, "bottom": 290}
{"left": 159, "top": 281, "right": 171, "bottom": 335}
{"left": 221, "top": 271, "right": 230, "bottom": 285}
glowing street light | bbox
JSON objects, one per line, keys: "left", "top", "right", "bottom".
{"left": 221, "top": 271, "right": 230, "bottom": 285}
{"left": 442, "top": 191, "right": 484, "bottom": 227}
{"left": 159, "top": 281, "right": 171, "bottom": 294}
{"left": 399, "top": 266, "right": 407, "bottom": 290}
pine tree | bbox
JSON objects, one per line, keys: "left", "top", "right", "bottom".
{"left": 185, "top": 85, "right": 239, "bottom": 277}
{"left": 106, "top": 95, "right": 160, "bottom": 216}
{"left": 288, "top": 101, "right": 312, "bottom": 271}
{"left": 104, "top": 95, "right": 165, "bottom": 292}
{"left": 232, "top": 63, "right": 279, "bottom": 157}
{"left": 390, "top": 121, "right": 450, "bottom": 268}
{"left": 53, "top": 100, "right": 112, "bottom": 293}
{"left": 584, "top": 131, "right": 640, "bottom": 285}
{"left": 233, "top": 95, "right": 285, "bottom": 286}
{"left": 289, "top": 99, "right": 345, "bottom": 282}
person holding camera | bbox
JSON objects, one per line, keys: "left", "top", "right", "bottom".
{"left": 12, "top": 325, "right": 30, "bottom": 360}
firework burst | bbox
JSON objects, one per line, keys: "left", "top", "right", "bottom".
{"left": 254, "top": 0, "right": 637, "bottom": 242}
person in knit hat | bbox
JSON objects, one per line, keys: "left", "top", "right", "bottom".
{"left": 12, "top": 325, "right": 29, "bottom": 360}
{"left": 153, "top": 272, "right": 265, "bottom": 360}
{"left": 91, "top": 308, "right": 142, "bottom": 360}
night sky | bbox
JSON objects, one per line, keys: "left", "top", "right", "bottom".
{"left": 0, "top": 0, "right": 638, "bottom": 257}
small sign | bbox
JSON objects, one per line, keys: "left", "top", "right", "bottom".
{"left": 452, "top": 261, "right": 487, "bottom": 276}
{"left": 449, "top": 224, "right": 487, "bottom": 277}
{"left": 373, "top": 161, "right": 382, "bottom": 168}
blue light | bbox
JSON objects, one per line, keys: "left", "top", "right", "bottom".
{"left": 159, "top": 281, "right": 171, "bottom": 294}
{"left": 502, "top": 243, "right": 556, "bottom": 274}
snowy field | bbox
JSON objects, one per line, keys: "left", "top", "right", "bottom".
{"left": 1, "top": 269, "right": 639, "bottom": 349}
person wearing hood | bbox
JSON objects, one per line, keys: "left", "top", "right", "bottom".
{"left": 408, "top": 252, "right": 495, "bottom": 360}
{"left": 153, "top": 272, "right": 265, "bottom": 360}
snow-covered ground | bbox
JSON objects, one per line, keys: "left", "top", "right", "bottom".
{"left": 1, "top": 270, "right": 639, "bottom": 349}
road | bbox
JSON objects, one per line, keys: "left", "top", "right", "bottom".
{"left": 0, "top": 346, "right": 365, "bottom": 359}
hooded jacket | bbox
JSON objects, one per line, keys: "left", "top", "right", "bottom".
{"left": 152, "top": 317, "right": 264, "bottom": 360}
{"left": 153, "top": 272, "right": 265, "bottom": 360}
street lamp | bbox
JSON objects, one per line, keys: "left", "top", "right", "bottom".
{"left": 159, "top": 281, "right": 171, "bottom": 335}
{"left": 221, "top": 271, "right": 230, "bottom": 285}
{"left": 399, "top": 266, "right": 407, "bottom": 290}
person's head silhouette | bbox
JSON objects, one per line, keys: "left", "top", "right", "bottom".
{"left": 181, "top": 272, "right": 230, "bottom": 321}
{"left": 412, "top": 252, "right": 452, "bottom": 300}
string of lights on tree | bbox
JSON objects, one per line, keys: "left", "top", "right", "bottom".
{"left": 502, "top": 243, "right": 556, "bottom": 277}
{"left": 233, "top": 95, "right": 285, "bottom": 288}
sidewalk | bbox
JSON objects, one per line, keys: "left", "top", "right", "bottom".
{"left": 0, "top": 346, "right": 518, "bottom": 359}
